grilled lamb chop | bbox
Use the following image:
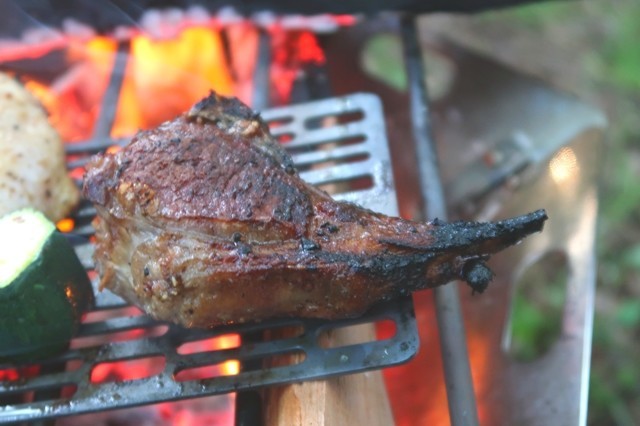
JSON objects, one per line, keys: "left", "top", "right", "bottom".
{"left": 83, "top": 92, "right": 547, "bottom": 328}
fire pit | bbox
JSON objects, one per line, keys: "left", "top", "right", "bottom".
{"left": 1, "top": 2, "right": 605, "bottom": 425}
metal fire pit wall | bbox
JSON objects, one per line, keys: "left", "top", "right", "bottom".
{"left": 319, "top": 16, "right": 606, "bottom": 425}
{"left": 0, "top": 93, "right": 419, "bottom": 423}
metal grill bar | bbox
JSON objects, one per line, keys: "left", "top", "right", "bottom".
{"left": 400, "top": 15, "right": 479, "bottom": 426}
{"left": 251, "top": 29, "right": 271, "bottom": 111}
{"left": 0, "top": 93, "right": 418, "bottom": 424}
{"left": 291, "top": 143, "right": 370, "bottom": 166}
{"left": 92, "top": 43, "right": 129, "bottom": 140}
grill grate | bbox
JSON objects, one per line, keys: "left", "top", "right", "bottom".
{"left": 0, "top": 93, "right": 418, "bottom": 423}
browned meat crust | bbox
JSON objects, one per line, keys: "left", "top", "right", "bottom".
{"left": 84, "top": 92, "right": 546, "bottom": 328}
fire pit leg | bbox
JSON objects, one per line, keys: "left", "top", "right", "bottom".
{"left": 262, "top": 324, "right": 394, "bottom": 426}
{"left": 400, "top": 14, "right": 480, "bottom": 426}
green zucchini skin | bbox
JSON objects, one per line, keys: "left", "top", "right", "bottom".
{"left": 0, "top": 232, "right": 94, "bottom": 363}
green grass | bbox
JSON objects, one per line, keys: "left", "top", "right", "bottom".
{"left": 600, "top": 2, "right": 640, "bottom": 93}
{"left": 509, "top": 252, "right": 568, "bottom": 362}
{"left": 486, "top": 1, "right": 576, "bottom": 27}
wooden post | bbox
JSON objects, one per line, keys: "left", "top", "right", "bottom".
{"left": 262, "top": 323, "right": 395, "bottom": 425}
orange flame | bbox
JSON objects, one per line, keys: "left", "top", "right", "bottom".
{"left": 23, "top": 27, "right": 235, "bottom": 142}
{"left": 21, "top": 24, "right": 332, "bottom": 143}
{"left": 113, "top": 27, "right": 235, "bottom": 138}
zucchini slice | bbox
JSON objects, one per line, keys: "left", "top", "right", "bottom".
{"left": 0, "top": 209, "right": 94, "bottom": 363}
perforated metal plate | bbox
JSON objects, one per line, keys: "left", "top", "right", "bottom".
{"left": 0, "top": 93, "right": 418, "bottom": 423}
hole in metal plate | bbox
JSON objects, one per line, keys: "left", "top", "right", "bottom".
{"left": 296, "top": 153, "right": 370, "bottom": 173}
{"left": 318, "top": 319, "right": 397, "bottom": 349}
{"left": 259, "top": 324, "right": 305, "bottom": 342}
{"left": 317, "top": 175, "right": 374, "bottom": 194}
{"left": 90, "top": 356, "right": 166, "bottom": 384}
{"left": 361, "top": 33, "right": 407, "bottom": 92}
{"left": 253, "top": 350, "right": 307, "bottom": 370}
{"left": 304, "top": 110, "right": 364, "bottom": 130}
{"left": 174, "top": 361, "right": 240, "bottom": 382}
{"left": 71, "top": 325, "right": 169, "bottom": 349}
{"left": 265, "top": 116, "right": 293, "bottom": 128}
{"left": 65, "top": 358, "right": 84, "bottom": 373}
{"left": 0, "top": 366, "right": 39, "bottom": 381}
{"left": 174, "top": 350, "right": 307, "bottom": 382}
{"left": 275, "top": 132, "right": 295, "bottom": 143}
{"left": 82, "top": 306, "right": 144, "bottom": 323}
{"left": 177, "top": 334, "right": 241, "bottom": 355}
{"left": 505, "top": 250, "right": 569, "bottom": 362}
{"left": 285, "top": 135, "right": 366, "bottom": 155}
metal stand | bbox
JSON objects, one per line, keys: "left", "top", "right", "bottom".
{"left": 400, "top": 15, "right": 479, "bottom": 426}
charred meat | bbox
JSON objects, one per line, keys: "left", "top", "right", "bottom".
{"left": 83, "top": 92, "right": 547, "bottom": 327}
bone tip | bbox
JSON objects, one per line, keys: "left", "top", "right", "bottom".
{"left": 503, "top": 209, "right": 548, "bottom": 236}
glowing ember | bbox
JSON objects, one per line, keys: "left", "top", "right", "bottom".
{"left": 56, "top": 218, "right": 75, "bottom": 233}
{"left": 91, "top": 356, "right": 167, "bottom": 384}
{"left": 0, "top": 365, "right": 40, "bottom": 382}
{"left": 0, "top": 368, "right": 20, "bottom": 381}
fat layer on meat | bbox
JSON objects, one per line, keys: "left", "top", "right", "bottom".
{"left": 83, "top": 92, "right": 547, "bottom": 328}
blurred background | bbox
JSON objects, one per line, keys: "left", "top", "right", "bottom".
{"left": 0, "top": 0, "right": 636, "bottom": 423}
{"left": 432, "top": 0, "right": 639, "bottom": 424}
